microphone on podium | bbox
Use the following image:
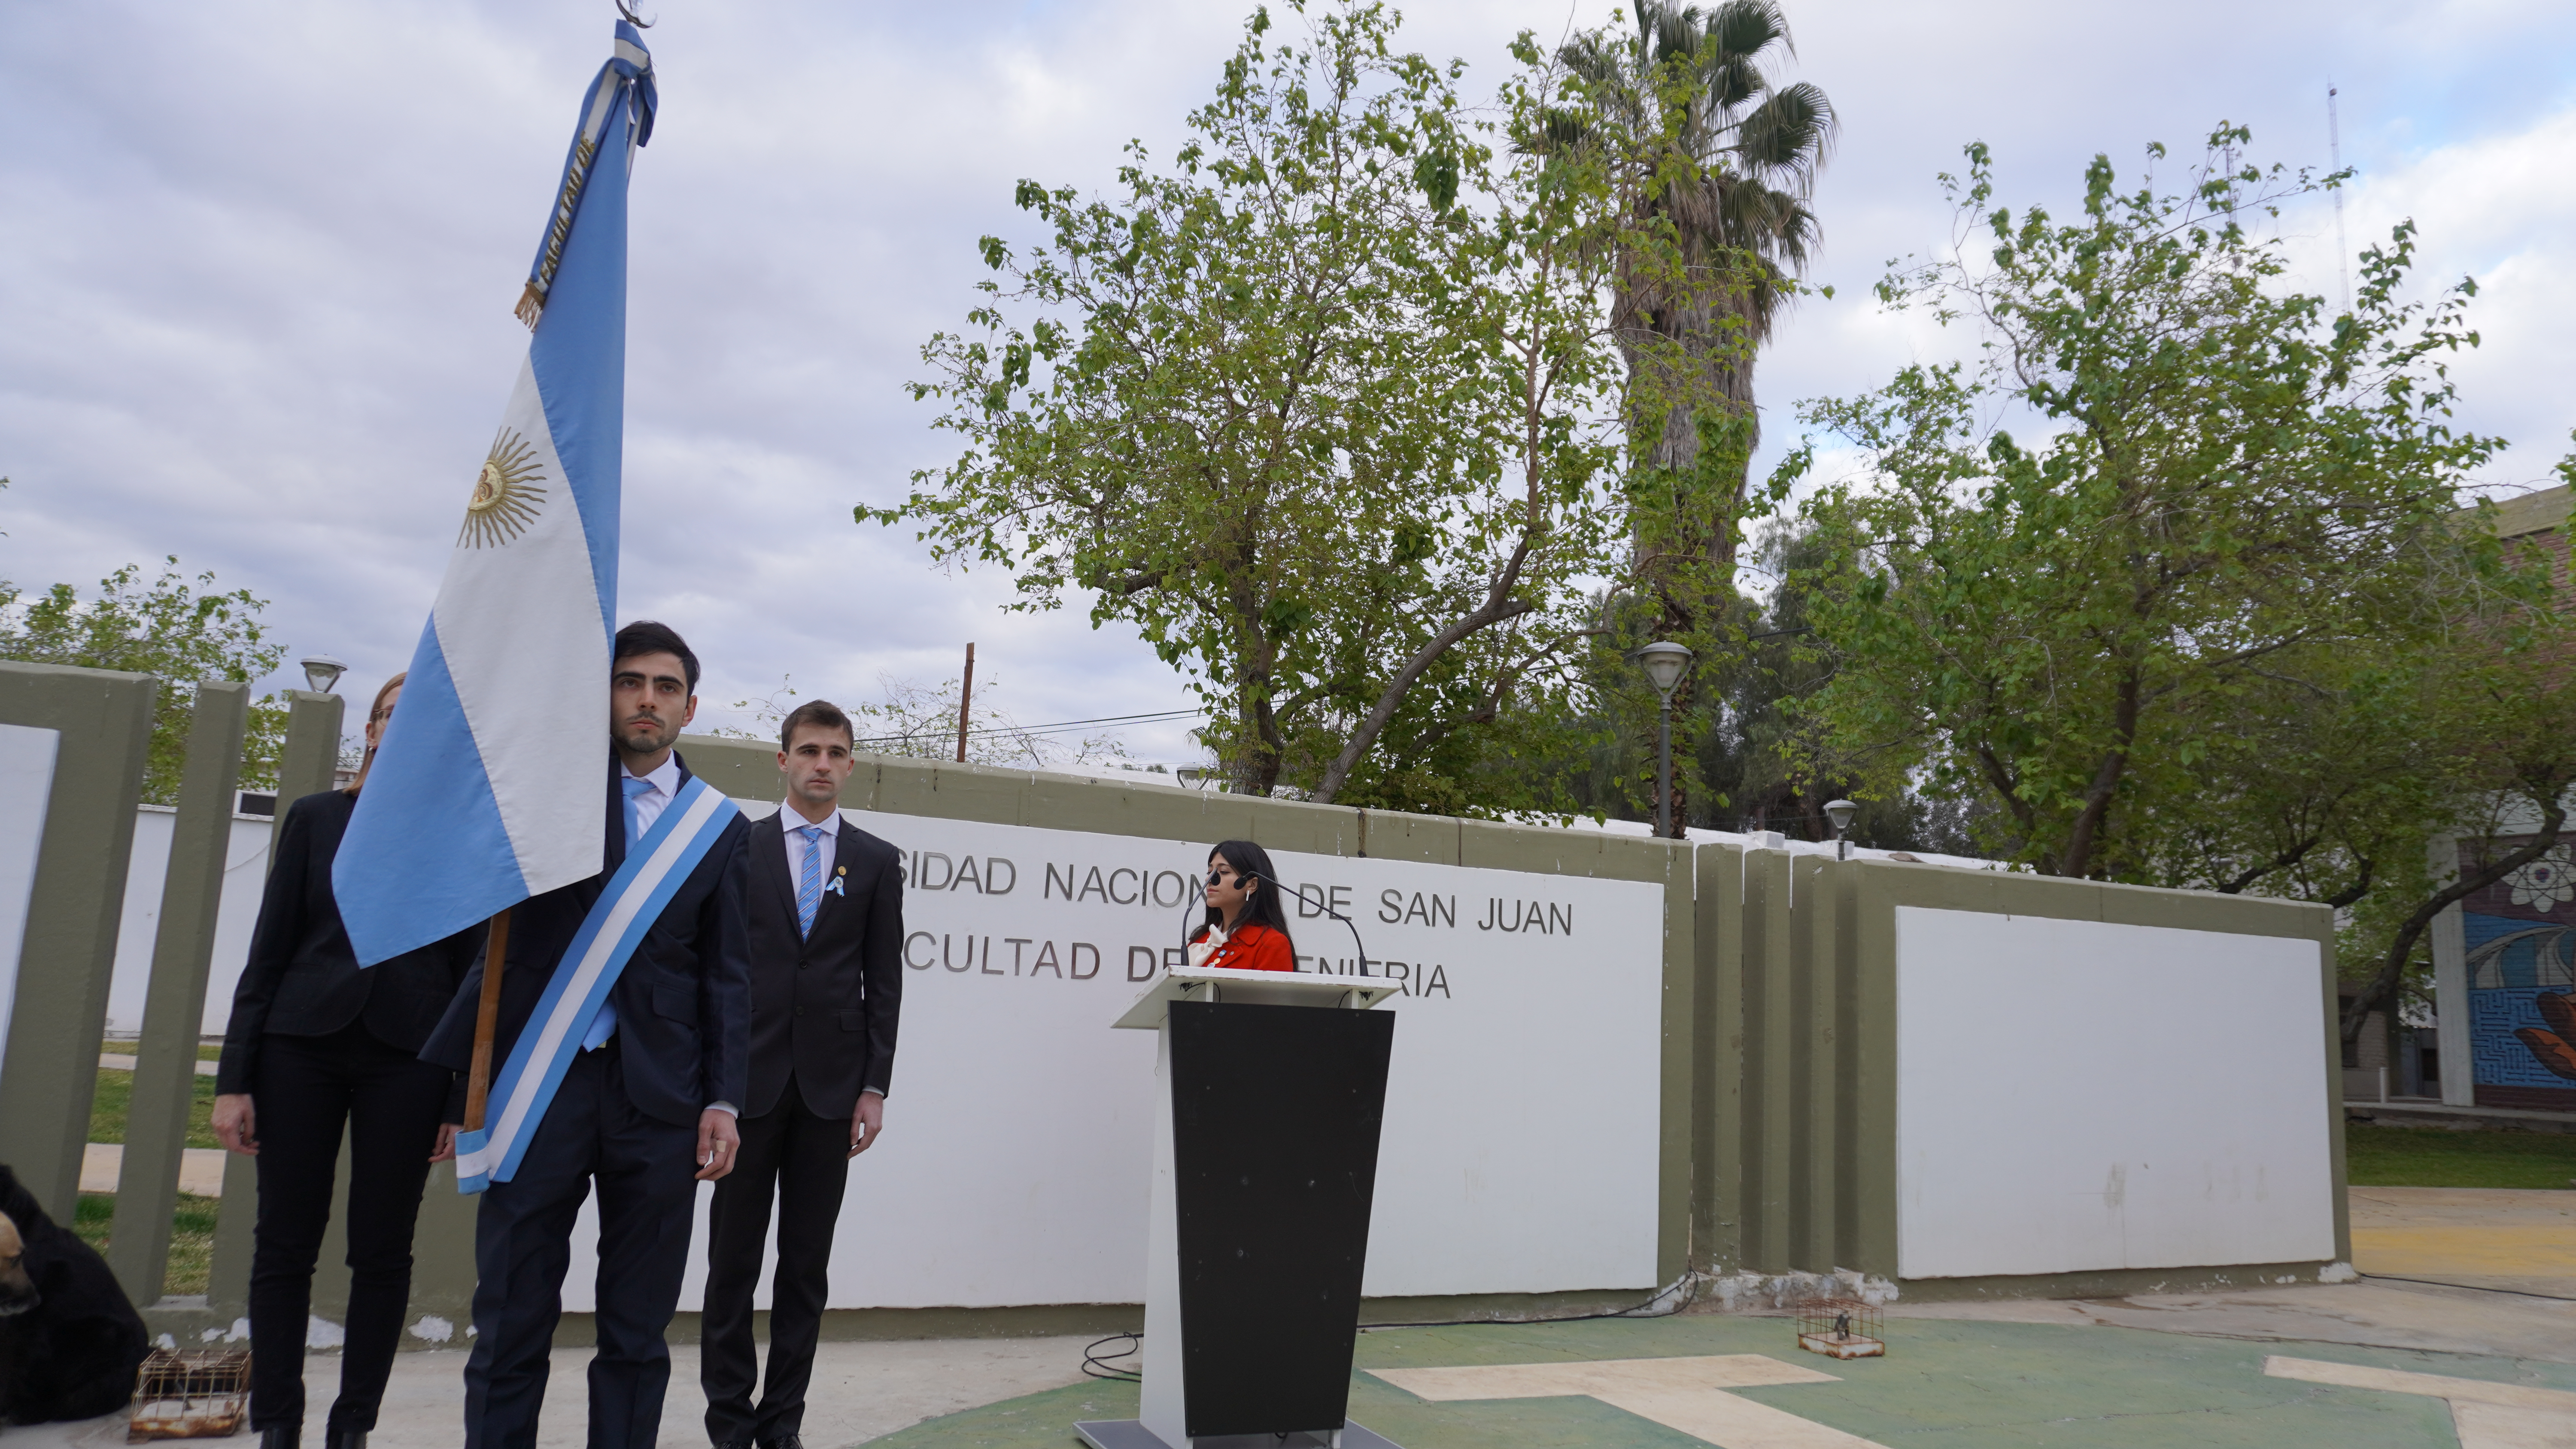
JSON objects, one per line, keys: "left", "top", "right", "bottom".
{"left": 1173, "top": 866, "right": 1373, "bottom": 976}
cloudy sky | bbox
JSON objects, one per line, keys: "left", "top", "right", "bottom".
{"left": 3, "top": 0, "right": 2570, "bottom": 763}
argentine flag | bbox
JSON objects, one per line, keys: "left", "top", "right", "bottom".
{"left": 337, "top": 23, "right": 658, "bottom": 966}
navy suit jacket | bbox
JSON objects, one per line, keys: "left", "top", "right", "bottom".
{"left": 424, "top": 749, "right": 753, "bottom": 1129}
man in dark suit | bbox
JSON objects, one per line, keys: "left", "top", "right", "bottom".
{"left": 700, "top": 698, "right": 903, "bottom": 1449}
{"left": 423, "top": 620, "right": 751, "bottom": 1449}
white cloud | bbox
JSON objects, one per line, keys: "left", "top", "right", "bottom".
{"left": 2, "top": 0, "right": 2570, "bottom": 764}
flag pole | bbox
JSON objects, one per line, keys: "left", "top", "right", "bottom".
{"left": 463, "top": 908, "right": 513, "bottom": 1131}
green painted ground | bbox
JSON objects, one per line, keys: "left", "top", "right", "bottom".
{"left": 860, "top": 1314, "right": 2576, "bottom": 1448}
{"left": 2345, "top": 1122, "right": 2576, "bottom": 1189}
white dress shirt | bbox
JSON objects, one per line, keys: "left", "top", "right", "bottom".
{"left": 624, "top": 752, "right": 684, "bottom": 839}
{"left": 778, "top": 800, "right": 840, "bottom": 882}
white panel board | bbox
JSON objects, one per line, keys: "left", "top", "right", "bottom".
{"left": 105, "top": 812, "right": 274, "bottom": 1036}
{"left": 559, "top": 803, "right": 1668, "bottom": 1310}
{"left": 1895, "top": 906, "right": 2335, "bottom": 1279}
{"left": 0, "top": 723, "right": 61, "bottom": 1077}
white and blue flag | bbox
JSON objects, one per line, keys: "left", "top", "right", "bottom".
{"left": 336, "top": 23, "right": 658, "bottom": 967}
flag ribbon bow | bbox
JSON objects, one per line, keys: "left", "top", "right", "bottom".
{"left": 516, "top": 20, "right": 657, "bottom": 328}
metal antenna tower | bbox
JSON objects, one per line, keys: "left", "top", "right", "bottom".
{"left": 2329, "top": 82, "right": 2351, "bottom": 311}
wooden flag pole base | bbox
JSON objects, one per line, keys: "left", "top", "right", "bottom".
{"left": 463, "top": 907, "right": 512, "bottom": 1132}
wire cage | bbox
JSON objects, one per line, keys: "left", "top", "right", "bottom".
{"left": 1791, "top": 1296, "right": 1884, "bottom": 1359}
{"left": 127, "top": 1347, "right": 252, "bottom": 1441}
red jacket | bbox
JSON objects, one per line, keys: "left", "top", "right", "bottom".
{"left": 1194, "top": 921, "right": 1295, "bottom": 973}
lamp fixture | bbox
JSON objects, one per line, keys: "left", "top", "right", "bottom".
{"left": 300, "top": 655, "right": 348, "bottom": 694}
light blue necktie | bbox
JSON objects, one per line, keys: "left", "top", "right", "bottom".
{"left": 583, "top": 776, "right": 657, "bottom": 1052}
{"left": 795, "top": 825, "right": 827, "bottom": 937}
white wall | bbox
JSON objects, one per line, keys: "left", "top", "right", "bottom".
{"left": 103, "top": 809, "right": 274, "bottom": 1037}
{"left": 556, "top": 803, "right": 1671, "bottom": 1310}
{"left": 1894, "top": 906, "right": 2336, "bottom": 1279}
{"left": 0, "top": 723, "right": 61, "bottom": 1077}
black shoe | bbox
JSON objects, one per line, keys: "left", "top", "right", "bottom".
{"left": 259, "top": 1428, "right": 299, "bottom": 1449}
{"left": 762, "top": 1437, "right": 804, "bottom": 1449}
{"left": 714, "top": 1440, "right": 753, "bottom": 1449}
{"left": 326, "top": 1433, "right": 367, "bottom": 1449}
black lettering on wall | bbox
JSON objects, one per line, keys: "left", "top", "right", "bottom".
{"left": 1547, "top": 901, "right": 1571, "bottom": 936}
{"left": 1032, "top": 940, "right": 1063, "bottom": 977}
{"left": 1377, "top": 889, "right": 1402, "bottom": 925}
{"left": 944, "top": 934, "right": 976, "bottom": 973}
{"left": 985, "top": 858, "right": 1018, "bottom": 894}
{"left": 1046, "top": 862, "right": 1074, "bottom": 900}
{"left": 1072, "top": 942, "right": 1101, "bottom": 980}
{"left": 1004, "top": 937, "right": 1031, "bottom": 975}
{"left": 954, "top": 856, "right": 983, "bottom": 893}
{"left": 1079, "top": 866, "right": 1110, "bottom": 903}
{"left": 1425, "top": 963, "right": 1452, "bottom": 997}
{"left": 1129, "top": 946, "right": 1159, "bottom": 982}
{"left": 1109, "top": 867, "right": 1140, "bottom": 905}
{"left": 904, "top": 931, "right": 935, "bottom": 970}
{"left": 1153, "top": 871, "right": 1191, "bottom": 909}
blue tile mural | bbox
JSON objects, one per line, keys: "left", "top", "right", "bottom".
{"left": 2458, "top": 838, "right": 2576, "bottom": 1107}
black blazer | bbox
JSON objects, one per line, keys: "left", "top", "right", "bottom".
{"left": 216, "top": 790, "right": 482, "bottom": 1096}
{"left": 744, "top": 808, "right": 904, "bottom": 1119}
{"left": 421, "top": 751, "right": 753, "bottom": 1129}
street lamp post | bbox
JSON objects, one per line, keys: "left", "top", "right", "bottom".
{"left": 1630, "top": 642, "right": 1694, "bottom": 839}
{"left": 299, "top": 655, "right": 348, "bottom": 694}
{"left": 1824, "top": 798, "right": 1858, "bottom": 861}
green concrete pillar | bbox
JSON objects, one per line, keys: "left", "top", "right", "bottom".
{"left": 0, "top": 662, "right": 157, "bottom": 1223}
{"left": 112, "top": 680, "right": 249, "bottom": 1304}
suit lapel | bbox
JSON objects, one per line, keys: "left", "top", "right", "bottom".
{"left": 759, "top": 812, "right": 799, "bottom": 931}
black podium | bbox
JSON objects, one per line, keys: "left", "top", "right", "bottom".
{"left": 1078, "top": 967, "right": 1403, "bottom": 1449}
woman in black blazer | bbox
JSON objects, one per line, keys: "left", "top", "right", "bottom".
{"left": 213, "top": 675, "right": 480, "bottom": 1449}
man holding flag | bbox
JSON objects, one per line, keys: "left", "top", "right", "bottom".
{"left": 422, "top": 623, "right": 750, "bottom": 1448}
{"left": 329, "top": 19, "right": 750, "bottom": 1449}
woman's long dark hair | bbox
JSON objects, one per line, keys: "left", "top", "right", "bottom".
{"left": 1206, "top": 839, "right": 1294, "bottom": 948}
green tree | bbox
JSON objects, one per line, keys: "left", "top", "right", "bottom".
{"left": 0, "top": 558, "right": 288, "bottom": 800}
{"left": 1792, "top": 128, "right": 2505, "bottom": 882}
{"left": 872, "top": 3, "right": 1685, "bottom": 811}
{"left": 1547, "top": 0, "right": 1833, "bottom": 831}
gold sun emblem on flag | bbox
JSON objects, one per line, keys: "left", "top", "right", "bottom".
{"left": 460, "top": 429, "right": 548, "bottom": 549}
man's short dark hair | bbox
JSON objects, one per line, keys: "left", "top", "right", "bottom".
{"left": 780, "top": 699, "right": 855, "bottom": 751}
{"left": 612, "top": 620, "right": 699, "bottom": 694}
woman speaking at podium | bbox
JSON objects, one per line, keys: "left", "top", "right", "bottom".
{"left": 1188, "top": 840, "right": 1297, "bottom": 971}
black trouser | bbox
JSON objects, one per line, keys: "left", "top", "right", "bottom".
{"left": 701, "top": 1079, "right": 852, "bottom": 1447}
{"left": 247, "top": 1022, "right": 450, "bottom": 1435}
{"left": 463, "top": 1039, "right": 699, "bottom": 1449}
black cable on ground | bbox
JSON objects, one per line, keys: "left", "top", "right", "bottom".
{"left": 1356, "top": 1276, "right": 1694, "bottom": 1331}
{"left": 1081, "top": 1331, "right": 1142, "bottom": 1382}
{"left": 2360, "top": 1271, "right": 2576, "bottom": 1303}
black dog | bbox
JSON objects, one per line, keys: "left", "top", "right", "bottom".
{"left": 0, "top": 1164, "right": 149, "bottom": 1424}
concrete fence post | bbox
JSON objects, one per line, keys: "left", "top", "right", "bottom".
{"left": 112, "top": 680, "right": 249, "bottom": 1304}
{"left": 0, "top": 662, "right": 157, "bottom": 1223}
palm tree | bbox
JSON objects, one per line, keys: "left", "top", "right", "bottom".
{"left": 1562, "top": 0, "right": 1835, "bottom": 597}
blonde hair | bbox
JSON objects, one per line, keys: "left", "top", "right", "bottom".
{"left": 346, "top": 672, "right": 407, "bottom": 794}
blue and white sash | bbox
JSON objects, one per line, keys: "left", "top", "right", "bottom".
{"left": 456, "top": 776, "right": 740, "bottom": 1193}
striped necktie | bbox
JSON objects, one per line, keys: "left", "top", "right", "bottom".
{"left": 796, "top": 824, "right": 826, "bottom": 937}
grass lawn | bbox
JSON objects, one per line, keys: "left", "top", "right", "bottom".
{"left": 87, "top": 1067, "right": 221, "bottom": 1149}
{"left": 73, "top": 1192, "right": 219, "bottom": 1295}
{"left": 2345, "top": 1123, "right": 2576, "bottom": 1189}
{"left": 100, "top": 1039, "right": 225, "bottom": 1061}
